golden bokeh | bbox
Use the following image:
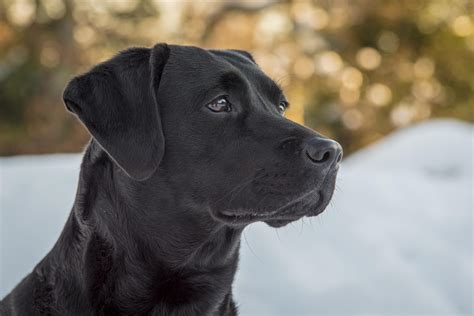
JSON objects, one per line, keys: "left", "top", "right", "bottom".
{"left": 356, "top": 47, "right": 382, "bottom": 71}
{"left": 0, "top": 0, "right": 472, "bottom": 156}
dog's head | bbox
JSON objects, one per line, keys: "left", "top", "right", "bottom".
{"left": 63, "top": 44, "right": 342, "bottom": 228}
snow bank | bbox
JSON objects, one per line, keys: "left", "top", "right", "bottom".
{"left": 1, "top": 119, "right": 472, "bottom": 315}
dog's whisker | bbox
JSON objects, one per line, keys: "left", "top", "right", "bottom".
{"left": 226, "top": 179, "right": 254, "bottom": 207}
{"left": 243, "top": 229, "right": 264, "bottom": 264}
{"left": 316, "top": 215, "right": 324, "bottom": 227}
{"left": 274, "top": 228, "right": 282, "bottom": 243}
{"left": 214, "top": 174, "right": 258, "bottom": 206}
{"left": 309, "top": 217, "right": 316, "bottom": 232}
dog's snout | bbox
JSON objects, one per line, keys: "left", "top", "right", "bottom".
{"left": 304, "top": 137, "right": 343, "bottom": 166}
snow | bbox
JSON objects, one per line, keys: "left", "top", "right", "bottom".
{"left": 1, "top": 119, "right": 472, "bottom": 315}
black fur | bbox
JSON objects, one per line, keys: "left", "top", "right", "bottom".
{"left": 0, "top": 43, "right": 342, "bottom": 315}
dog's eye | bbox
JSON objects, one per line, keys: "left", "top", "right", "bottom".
{"left": 278, "top": 101, "right": 288, "bottom": 115}
{"left": 207, "top": 96, "right": 232, "bottom": 113}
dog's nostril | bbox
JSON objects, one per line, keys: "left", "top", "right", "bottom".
{"left": 304, "top": 137, "right": 342, "bottom": 166}
{"left": 308, "top": 151, "right": 330, "bottom": 163}
{"left": 322, "top": 151, "right": 330, "bottom": 162}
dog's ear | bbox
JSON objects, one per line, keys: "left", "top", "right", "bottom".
{"left": 228, "top": 49, "right": 256, "bottom": 63}
{"left": 63, "top": 44, "right": 170, "bottom": 181}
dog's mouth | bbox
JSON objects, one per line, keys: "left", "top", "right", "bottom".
{"left": 211, "top": 165, "right": 339, "bottom": 227}
{"left": 212, "top": 189, "right": 331, "bottom": 227}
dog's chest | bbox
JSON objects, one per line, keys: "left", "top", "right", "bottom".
{"left": 87, "top": 260, "right": 235, "bottom": 315}
{"left": 82, "top": 230, "right": 238, "bottom": 314}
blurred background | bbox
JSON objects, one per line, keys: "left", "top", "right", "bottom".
{"left": 0, "top": 0, "right": 473, "bottom": 156}
{"left": 1, "top": 0, "right": 473, "bottom": 315}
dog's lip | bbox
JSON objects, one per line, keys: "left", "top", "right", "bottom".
{"left": 214, "top": 168, "right": 338, "bottom": 226}
{"left": 303, "top": 192, "right": 327, "bottom": 217}
{"left": 220, "top": 209, "right": 278, "bottom": 218}
{"left": 213, "top": 189, "right": 327, "bottom": 225}
{"left": 215, "top": 212, "right": 301, "bottom": 226}
{"left": 213, "top": 209, "right": 281, "bottom": 224}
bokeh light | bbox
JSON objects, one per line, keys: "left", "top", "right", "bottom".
{"left": 377, "top": 31, "right": 399, "bottom": 53}
{"left": 0, "top": 0, "right": 472, "bottom": 156}
{"left": 451, "top": 15, "right": 473, "bottom": 37}
{"left": 367, "top": 83, "right": 392, "bottom": 107}
{"left": 6, "top": 0, "right": 36, "bottom": 27}
{"left": 342, "top": 109, "right": 364, "bottom": 130}
{"left": 315, "top": 51, "right": 343, "bottom": 75}
{"left": 356, "top": 47, "right": 382, "bottom": 70}
{"left": 341, "top": 67, "right": 363, "bottom": 90}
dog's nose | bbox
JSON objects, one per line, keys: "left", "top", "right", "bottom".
{"left": 304, "top": 137, "right": 343, "bottom": 166}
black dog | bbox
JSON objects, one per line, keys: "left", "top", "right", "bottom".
{"left": 0, "top": 44, "right": 342, "bottom": 315}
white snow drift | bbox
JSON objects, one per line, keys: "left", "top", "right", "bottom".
{"left": 1, "top": 119, "right": 472, "bottom": 315}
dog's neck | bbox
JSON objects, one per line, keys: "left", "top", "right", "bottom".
{"left": 43, "top": 142, "right": 242, "bottom": 315}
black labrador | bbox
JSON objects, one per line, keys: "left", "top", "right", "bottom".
{"left": 0, "top": 43, "right": 342, "bottom": 315}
